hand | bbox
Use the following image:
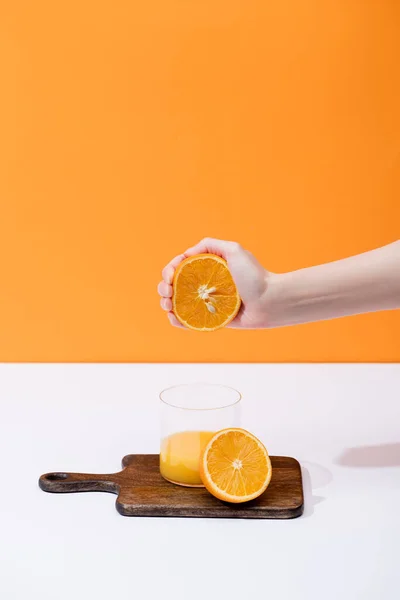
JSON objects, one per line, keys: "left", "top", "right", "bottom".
{"left": 158, "top": 238, "right": 273, "bottom": 329}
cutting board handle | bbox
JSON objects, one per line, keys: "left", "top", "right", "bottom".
{"left": 39, "top": 471, "right": 120, "bottom": 494}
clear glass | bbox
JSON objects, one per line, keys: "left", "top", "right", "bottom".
{"left": 160, "top": 383, "right": 242, "bottom": 487}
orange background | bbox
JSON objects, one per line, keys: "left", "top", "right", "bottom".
{"left": 0, "top": 1, "right": 399, "bottom": 362}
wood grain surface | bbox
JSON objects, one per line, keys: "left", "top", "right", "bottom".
{"left": 39, "top": 454, "right": 304, "bottom": 519}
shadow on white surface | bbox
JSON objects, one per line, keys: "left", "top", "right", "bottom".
{"left": 336, "top": 443, "right": 400, "bottom": 467}
{"left": 300, "top": 462, "right": 332, "bottom": 518}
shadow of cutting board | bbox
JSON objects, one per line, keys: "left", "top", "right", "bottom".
{"left": 39, "top": 454, "right": 303, "bottom": 519}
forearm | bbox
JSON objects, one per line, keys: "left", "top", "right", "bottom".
{"left": 266, "top": 241, "right": 400, "bottom": 328}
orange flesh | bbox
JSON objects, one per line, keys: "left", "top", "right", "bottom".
{"left": 200, "top": 428, "right": 272, "bottom": 503}
{"left": 172, "top": 254, "right": 241, "bottom": 331}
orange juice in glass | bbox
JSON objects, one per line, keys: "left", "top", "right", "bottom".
{"left": 160, "top": 383, "right": 241, "bottom": 487}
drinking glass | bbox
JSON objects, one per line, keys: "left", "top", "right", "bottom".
{"left": 160, "top": 383, "right": 241, "bottom": 487}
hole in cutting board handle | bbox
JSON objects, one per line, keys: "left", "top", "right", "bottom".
{"left": 46, "top": 473, "right": 69, "bottom": 481}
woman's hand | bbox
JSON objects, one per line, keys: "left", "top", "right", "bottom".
{"left": 158, "top": 238, "right": 273, "bottom": 329}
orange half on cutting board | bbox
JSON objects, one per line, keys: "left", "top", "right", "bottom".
{"left": 172, "top": 254, "right": 241, "bottom": 331}
{"left": 200, "top": 428, "right": 272, "bottom": 503}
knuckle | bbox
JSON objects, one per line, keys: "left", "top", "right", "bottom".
{"left": 229, "top": 241, "right": 241, "bottom": 252}
{"left": 162, "top": 266, "right": 173, "bottom": 283}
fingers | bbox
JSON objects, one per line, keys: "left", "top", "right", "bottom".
{"left": 183, "top": 238, "right": 241, "bottom": 259}
{"left": 160, "top": 300, "right": 186, "bottom": 328}
{"left": 158, "top": 279, "right": 173, "bottom": 312}
{"left": 158, "top": 280, "right": 183, "bottom": 327}
{"left": 160, "top": 297, "right": 172, "bottom": 312}
{"left": 168, "top": 312, "right": 186, "bottom": 329}
{"left": 160, "top": 298, "right": 186, "bottom": 328}
{"left": 162, "top": 253, "right": 186, "bottom": 284}
{"left": 161, "top": 239, "right": 242, "bottom": 288}
{"left": 157, "top": 281, "right": 172, "bottom": 298}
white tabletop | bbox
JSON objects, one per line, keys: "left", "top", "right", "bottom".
{"left": 1, "top": 364, "right": 399, "bottom": 600}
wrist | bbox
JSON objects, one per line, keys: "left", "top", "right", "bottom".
{"left": 265, "top": 267, "right": 346, "bottom": 328}
{"left": 264, "top": 268, "right": 328, "bottom": 328}
{"left": 263, "top": 272, "right": 295, "bottom": 328}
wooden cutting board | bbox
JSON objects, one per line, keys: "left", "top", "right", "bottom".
{"left": 39, "top": 454, "right": 304, "bottom": 519}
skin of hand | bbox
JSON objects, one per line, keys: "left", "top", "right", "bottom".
{"left": 157, "top": 238, "right": 272, "bottom": 329}
{"left": 158, "top": 238, "right": 400, "bottom": 330}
